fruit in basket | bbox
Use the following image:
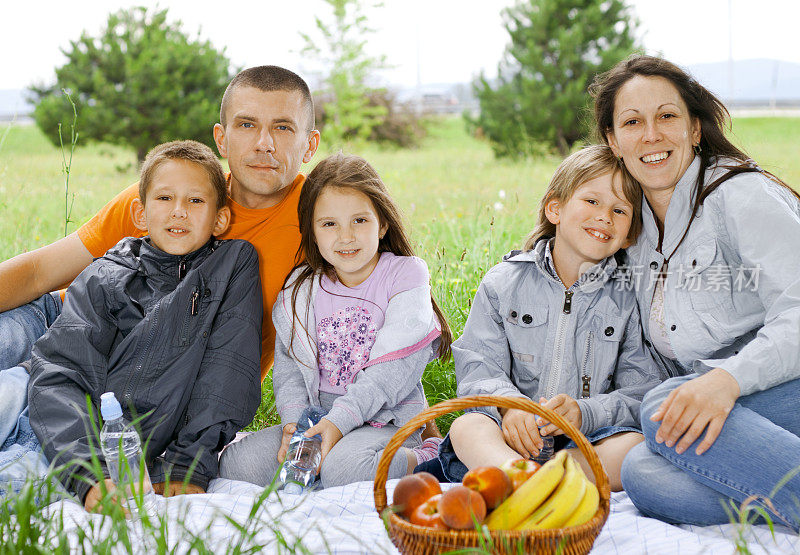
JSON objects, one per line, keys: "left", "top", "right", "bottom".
{"left": 409, "top": 494, "right": 448, "bottom": 529}
{"left": 484, "top": 450, "right": 567, "bottom": 530}
{"left": 392, "top": 472, "right": 442, "bottom": 518}
{"left": 438, "top": 485, "right": 487, "bottom": 529}
{"left": 563, "top": 479, "right": 600, "bottom": 527}
{"left": 515, "top": 453, "right": 586, "bottom": 530}
{"left": 462, "top": 466, "right": 513, "bottom": 509}
{"left": 499, "top": 458, "right": 541, "bottom": 491}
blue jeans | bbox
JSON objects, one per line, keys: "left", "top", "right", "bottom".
{"left": 429, "top": 420, "right": 640, "bottom": 483}
{"left": 0, "top": 367, "right": 52, "bottom": 500}
{"left": 621, "top": 373, "right": 800, "bottom": 530}
{"left": 0, "top": 294, "right": 62, "bottom": 501}
{"left": 0, "top": 292, "right": 62, "bottom": 369}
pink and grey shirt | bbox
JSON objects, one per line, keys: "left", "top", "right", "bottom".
{"left": 315, "top": 252, "right": 429, "bottom": 394}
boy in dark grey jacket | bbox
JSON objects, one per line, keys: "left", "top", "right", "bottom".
{"left": 25, "top": 141, "right": 262, "bottom": 509}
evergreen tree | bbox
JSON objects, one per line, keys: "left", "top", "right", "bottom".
{"left": 30, "top": 7, "right": 232, "bottom": 162}
{"left": 473, "top": 0, "right": 639, "bottom": 157}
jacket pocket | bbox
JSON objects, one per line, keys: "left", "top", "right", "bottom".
{"left": 680, "top": 241, "right": 734, "bottom": 313}
{"left": 503, "top": 305, "right": 548, "bottom": 394}
{"left": 584, "top": 314, "right": 625, "bottom": 396}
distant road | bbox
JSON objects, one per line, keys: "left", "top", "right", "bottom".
{"left": 732, "top": 108, "right": 800, "bottom": 117}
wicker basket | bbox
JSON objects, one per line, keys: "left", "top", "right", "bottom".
{"left": 373, "top": 395, "right": 611, "bottom": 554}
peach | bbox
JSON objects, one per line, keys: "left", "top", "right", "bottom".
{"left": 392, "top": 472, "right": 442, "bottom": 519}
{"left": 500, "top": 458, "right": 540, "bottom": 491}
{"left": 437, "top": 485, "right": 487, "bottom": 530}
{"left": 409, "top": 493, "right": 448, "bottom": 529}
{"left": 462, "top": 466, "right": 513, "bottom": 509}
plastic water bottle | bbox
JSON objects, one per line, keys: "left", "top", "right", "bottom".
{"left": 532, "top": 430, "right": 555, "bottom": 465}
{"left": 278, "top": 406, "right": 327, "bottom": 494}
{"left": 99, "top": 392, "right": 156, "bottom": 515}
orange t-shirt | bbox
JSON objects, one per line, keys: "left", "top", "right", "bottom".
{"left": 77, "top": 173, "right": 305, "bottom": 381}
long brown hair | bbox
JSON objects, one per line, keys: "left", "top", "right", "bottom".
{"left": 524, "top": 145, "right": 641, "bottom": 250}
{"left": 287, "top": 152, "right": 452, "bottom": 360}
{"left": 590, "top": 55, "right": 799, "bottom": 252}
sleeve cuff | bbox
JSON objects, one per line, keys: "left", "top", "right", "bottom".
{"left": 324, "top": 405, "right": 361, "bottom": 437}
{"left": 278, "top": 404, "right": 306, "bottom": 426}
{"left": 700, "top": 356, "right": 760, "bottom": 397}
{"left": 576, "top": 398, "right": 605, "bottom": 435}
{"left": 167, "top": 464, "right": 210, "bottom": 491}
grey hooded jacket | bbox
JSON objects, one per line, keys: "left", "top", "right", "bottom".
{"left": 272, "top": 263, "right": 441, "bottom": 436}
{"left": 453, "top": 240, "right": 665, "bottom": 435}
{"left": 28, "top": 237, "right": 262, "bottom": 501}
{"left": 627, "top": 156, "right": 800, "bottom": 396}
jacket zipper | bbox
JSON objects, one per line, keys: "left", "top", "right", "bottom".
{"left": 190, "top": 290, "right": 199, "bottom": 316}
{"left": 178, "top": 258, "right": 187, "bottom": 281}
{"left": 122, "top": 304, "right": 160, "bottom": 407}
{"left": 580, "top": 332, "right": 593, "bottom": 399}
{"left": 545, "top": 290, "right": 574, "bottom": 399}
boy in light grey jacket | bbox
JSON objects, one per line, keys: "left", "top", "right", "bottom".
{"left": 441, "top": 146, "right": 664, "bottom": 491}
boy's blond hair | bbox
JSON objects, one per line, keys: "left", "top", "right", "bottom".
{"left": 524, "top": 145, "right": 642, "bottom": 251}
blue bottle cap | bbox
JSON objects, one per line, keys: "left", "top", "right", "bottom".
{"left": 100, "top": 392, "right": 123, "bottom": 421}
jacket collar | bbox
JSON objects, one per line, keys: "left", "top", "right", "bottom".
{"left": 641, "top": 155, "right": 701, "bottom": 255}
{"left": 503, "top": 238, "right": 619, "bottom": 293}
{"left": 105, "top": 237, "right": 217, "bottom": 282}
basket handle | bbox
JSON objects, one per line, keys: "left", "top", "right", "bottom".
{"left": 373, "top": 394, "right": 610, "bottom": 514}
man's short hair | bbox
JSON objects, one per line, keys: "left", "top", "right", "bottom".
{"left": 139, "top": 140, "right": 227, "bottom": 209}
{"left": 219, "top": 65, "right": 315, "bottom": 132}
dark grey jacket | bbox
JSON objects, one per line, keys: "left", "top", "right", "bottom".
{"left": 28, "top": 237, "right": 262, "bottom": 501}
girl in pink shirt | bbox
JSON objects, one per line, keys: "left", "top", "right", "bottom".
{"left": 220, "top": 153, "right": 452, "bottom": 488}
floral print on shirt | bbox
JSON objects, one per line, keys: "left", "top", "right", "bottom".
{"left": 317, "top": 306, "right": 378, "bottom": 387}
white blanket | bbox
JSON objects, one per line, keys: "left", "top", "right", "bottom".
{"left": 43, "top": 479, "right": 800, "bottom": 554}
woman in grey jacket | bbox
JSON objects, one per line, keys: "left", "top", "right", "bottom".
{"left": 593, "top": 55, "right": 800, "bottom": 529}
{"left": 446, "top": 146, "right": 664, "bottom": 492}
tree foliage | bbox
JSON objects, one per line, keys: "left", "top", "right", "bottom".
{"left": 472, "top": 0, "right": 639, "bottom": 158}
{"left": 302, "top": 0, "right": 389, "bottom": 147}
{"left": 30, "top": 7, "right": 232, "bottom": 162}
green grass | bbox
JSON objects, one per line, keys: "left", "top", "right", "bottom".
{"left": 2, "top": 115, "right": 799, "bottom": 552}
{"left": 3, "top": 116, "right": 800, "bottom": 432}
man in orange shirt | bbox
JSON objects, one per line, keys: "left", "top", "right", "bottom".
{"left": 0, "top": 66, "right": 319, "bottom": 380}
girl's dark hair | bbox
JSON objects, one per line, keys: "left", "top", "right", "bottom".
{"left": 287, "top": 153, "right": 452, "bottom": 360}
{"left": 590, "top": 55, "right": 799, "bottom": 251}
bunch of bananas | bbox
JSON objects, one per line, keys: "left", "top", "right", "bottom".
{"left": 484, "top": 450, "right": 599, "bottom": 530}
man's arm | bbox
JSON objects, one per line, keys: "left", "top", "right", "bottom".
{"left": 0, "top": 232, "right": 93, "bottom": 311}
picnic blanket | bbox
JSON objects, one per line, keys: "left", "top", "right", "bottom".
{"left": 41, "top": 478, "right": 800, "bottom": 553}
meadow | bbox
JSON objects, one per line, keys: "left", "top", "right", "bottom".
{"left": 2, "top": 115, "right": 800, "bottom": 553}
{"left": 2, "top": 115, "right": 800, "bottom": 432}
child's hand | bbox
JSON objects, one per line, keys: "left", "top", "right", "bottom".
{"left": 304, "top": 418, "right": 343, "bottom": 467}
{"left": 153, "top": 482, "right": 205, "bottom": 496}
{"left": 501, "top": 408, "right": 543, "bottom": 459}
{"left": 277, "top": 422, "right": 297, "bottom": 463}
{"left": 537, "top": 395, "right": 582, "bottom": 436}
{"left": 84, "top": 478, "right": 119, "bottom": 513}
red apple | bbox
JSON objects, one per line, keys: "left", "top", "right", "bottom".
{"left": 500, "top": 458, "right": 540, "bottom": 491}
{"left": 462, "top": 466, "right": 513, "bottom": 509}
{"left": 409, "top": 493, "right": 448, "bottom": 529}
{"left": 438, "top": 485, "right": 487, "bottom": 530}
{"left": 392, "top": 472, "right": 442, "bottom": 519}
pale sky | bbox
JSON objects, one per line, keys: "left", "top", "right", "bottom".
{"left": 2, "top": 0, "right": 799, "bottom": 91}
